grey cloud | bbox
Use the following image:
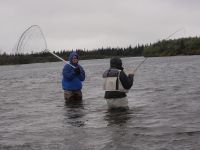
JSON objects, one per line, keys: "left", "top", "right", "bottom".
{"left": 0, "top": 0, "right": 200, "bottom": 53}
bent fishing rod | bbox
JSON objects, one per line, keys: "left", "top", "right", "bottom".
{"left": 133, "top": 57, "right": 148, "bottom": 73}
{"left": 133, "top": 28, "right": 185, "bottom": 73}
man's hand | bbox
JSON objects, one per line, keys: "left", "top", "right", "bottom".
{"left": 128, "top": 70, "right": 134, "bottom": 78}
{"left": 127, "top": 69, "right": 134, "bottom": 77}
{"left": 74, "top": 67, "right": 80, "bottom": 74}
{"left": 128, "top": 73, "right": 134, "bottom": 78}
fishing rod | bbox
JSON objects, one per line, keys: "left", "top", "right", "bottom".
{"left": 165, "top": 28, "right": 185, "bottom": 40}
{"left": 133, "top": 28, "right": 185, "bottom": 73}
{"left": 133, "top": 57, "right": 148, "bottom": 73}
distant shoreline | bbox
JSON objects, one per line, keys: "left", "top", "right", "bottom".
{"left": 1, "top": 36, "right": 200, "bottom": 65}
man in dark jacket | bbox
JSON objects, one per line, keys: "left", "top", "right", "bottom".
{"left": 62, "top": 51, "right": 85, "bottom": 102}
{"left": 103, "top": 57, "right": 134, "bottom": 108}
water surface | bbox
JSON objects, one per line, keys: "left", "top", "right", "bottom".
{"left": 0, "top": 56, "right": 200, "bottom": 150}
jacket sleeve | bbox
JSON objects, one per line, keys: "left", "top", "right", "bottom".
{"left": 119, "top": 71, "right": 134, "bottom": 89}
{"left": 77, "top": 65, "right": 85, "bottom": 81}
{"left": 62, "top": 65, "right": 76, "bottom": 81}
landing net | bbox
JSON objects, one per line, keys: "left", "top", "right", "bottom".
{"left": 13, "top": 25, "right": 47, "bottom": 54}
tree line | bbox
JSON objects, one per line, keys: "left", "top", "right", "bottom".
{"left": 0, "top": 45, "right": 144, "bottom": 65}
{"left": 143, "top": 36, "right": 200, "bottom": 57}
{"left": 0, "top": 36, "right": 200, "bottom": 65}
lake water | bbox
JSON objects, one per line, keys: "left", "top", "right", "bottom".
{"left": 0, "top": 56, "right": 200, "bottom": 150}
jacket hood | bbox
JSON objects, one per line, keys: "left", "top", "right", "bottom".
{"left": 110, "top": 57, "right": 123, "bottom": 70}
{"left": 69, "top": 51, "right": 78, "bottom": 64}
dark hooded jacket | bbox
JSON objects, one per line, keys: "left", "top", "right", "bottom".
{"left": 103, "top": 57, "right": 134, "bottom": 98}
{"left": 62, "top": 52, "right": 85, "bottom": 91}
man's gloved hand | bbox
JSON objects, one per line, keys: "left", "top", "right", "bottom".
{"left": 74, "top": 67, "right": 80, "bottom": 74}
{"left": 128, "top": 73, "right": 134, "bottom": 78}
{"left": 128, "top": 71, "right": 134, "bottom": 78}
{"left": 127, "top": 69, "right": 134, "bottom": 78}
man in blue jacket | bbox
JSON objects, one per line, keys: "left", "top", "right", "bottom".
{"left": 62, "top": 51, "right": 85, "bottom": 102}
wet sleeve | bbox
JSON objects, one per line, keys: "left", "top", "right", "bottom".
{"left": 119, "top": 71, "right": 134, "bottom": 89}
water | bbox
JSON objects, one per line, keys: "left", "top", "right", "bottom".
{"left": 0, "top": 56, "right": 200, "bottom": 150}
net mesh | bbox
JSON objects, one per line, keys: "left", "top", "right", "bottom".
{"left": 13, "top": 25, "right": 47, "bottom": 54}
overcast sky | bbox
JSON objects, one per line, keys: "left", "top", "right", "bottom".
{"left": 1, "top": 0, "right": 200, "bottom": 53}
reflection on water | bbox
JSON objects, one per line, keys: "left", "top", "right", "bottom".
{"left": 64, "top": 100, "right": 85, "bottom": 127}
{"left": 104, "top": 107, "right": 131, "bottom": 126}
{"left": 65, "top": 99, "right": 84, "bottom": 108}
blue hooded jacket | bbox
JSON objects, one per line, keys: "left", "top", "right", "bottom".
{"left": 62, "top": 52, "right": 85, "bottom": 91}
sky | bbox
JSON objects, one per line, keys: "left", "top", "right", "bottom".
{"left": 0, "top": 0, "right": 200, "bottom": 54}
